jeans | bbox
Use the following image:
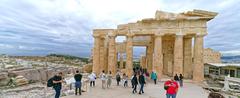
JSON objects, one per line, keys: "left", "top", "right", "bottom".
{"left": 75, "top": 81, "right": 81, "bottom": 95}
{"left": 117, "top": 80, "right": 120, "bottom": 86}
{"left": 132, "top": 84, "right": 137, "bottom": 93}
{"left": 54, "top": 86, "right": 61, "bottom": 98}
{"left": 166, "top": 94, "right": 176, "bottom": 98}
{"left": 139, "top": 83, "right": 144, "bottom": 93}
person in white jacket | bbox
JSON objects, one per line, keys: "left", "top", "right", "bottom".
{"left": 88, "top": 72, "right": 96, "bottom": 87}
{"left": 100, "top": 70, "right": 107, "bottom": 89}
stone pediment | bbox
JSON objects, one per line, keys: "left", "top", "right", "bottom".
{"left": 155, "top": 9, "right": 218, "bottom": 20}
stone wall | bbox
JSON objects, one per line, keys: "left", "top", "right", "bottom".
{"left": 204, "top": 48, "right": 221, "bottom": 63}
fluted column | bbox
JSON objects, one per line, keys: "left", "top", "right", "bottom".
{"left": 153, "top": 34, "right": 163, "bottom": 79}
{"left": 126, "top": 34, "right": 133, "bottom": 77}
{"left": 140, "top": 55, "right": 147, "bottom": 69}
{"left": 93, "top": 36, "right": 100, "bottom": 75}
{"left": 119, "top": 53, "right": 124, "bottom": 69}
{"left": 193, "top": 34, "right": 205, "bottom": 82}
{"left": 173, "top": 33, "right": 184, "bottom": 75}
{"left": 108, "top": 35, "right": 116, "bottom": 74}
{"left": 183, "top": 37, "right": 193, "bottom": 78}
{"left": 146, "top": 37, "right": 154, "bottom": 73}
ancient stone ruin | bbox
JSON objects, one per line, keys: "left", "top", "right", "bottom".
{"left": 92, "top": 9, "right": 218, "bottom": 82}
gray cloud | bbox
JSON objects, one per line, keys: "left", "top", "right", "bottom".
{"left": 0, "top": 0, "right": 239, "bottom": 57}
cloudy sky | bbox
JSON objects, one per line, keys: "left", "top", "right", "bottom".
{"left": 0, "top": 0, "right": 239, "bottom": 57}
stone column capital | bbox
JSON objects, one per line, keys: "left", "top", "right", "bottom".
{"left": 126, "top": 34, "right": 134, "bottom": 38}
{"left": 154, "top": 33, "right": 164, "bottom": 37}
{"left": 195, "top": 33, "right": 207, "bottom": 37}
{"left": 108, "top": 35, "right": 116, "bottom": 39}
{"left": 175, "top": 32, "right": 185, "bottom": 37}
{"left": 93, "top": 34, "right": 100, "bottom": 38}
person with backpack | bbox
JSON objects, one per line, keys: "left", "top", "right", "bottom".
{"left": 116, "top": 73, "right": 121, "bottom": 86}
{"left": 138, "top": 72, "right": 146, "bottom": 94}
{"left": 74, "top": 70, "right": 82, "bottom": 95}
{"left": 164, "top": 79, "right": 179, "bottom": 98}
{"left": 151, "top": 71, "right": 157, "bottom": 84}
{"left": 52, "top": 72, "right": 63, "bottom": 98}
{"left": 131, "top": 74, "right": 138, "bottom": 94}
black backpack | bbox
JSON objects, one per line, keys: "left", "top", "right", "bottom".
{"left": 47, "top": 77, "right": 54, "bottom": 87}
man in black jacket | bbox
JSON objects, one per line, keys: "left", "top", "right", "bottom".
{"left": 74, "top": 70, "right": 82, "bottom": 95}
{"left": 53, "top": 72, "right": 63, "bottom": 98}
{"left": 138, "top": 72, "right": 145, "bottom": 94}
{"left": 131, "top": 74, "right": 138, "bottom": 94}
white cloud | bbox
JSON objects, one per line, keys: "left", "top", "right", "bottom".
{"left": 0, "top": 0, "right": 239, "bottom": 56}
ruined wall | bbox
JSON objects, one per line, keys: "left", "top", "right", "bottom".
{"left": 203, "top": 48, "right": 221, "bottom": 63}
{"left": 162, "top": 37, "right": 174, "bottom": 76}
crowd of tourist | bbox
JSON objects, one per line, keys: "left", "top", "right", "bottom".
{"left": 48, "top": 67, "right": 186, "bottom": 98}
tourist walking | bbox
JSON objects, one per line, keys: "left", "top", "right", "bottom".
{"left": 52, "top": 72, "right": 63, "bottom": 98}
{"left": 164, "top": 79, "right": 179, "bottom": 98}
{"left": 74, "top": 70, "right": 82, "bottom": 95}
{"left": 107, "top": 71, "right": 112, "bottom": 88}
{"left": 131, "top": 74, "right": 138, "bottom": 94}
{"left": 123, "top": 73, "right": 128, "bottom": 87}
{"left": 151, "top": 71, "right": 157, "bottom": 84}
{"left": 179, "top": 74, "right": 183, "bottom": 87}
{"left": 174, "top": 74, "right": 179, "bottom": 82}
{"left": 131, "top": 74, "right": 134, "bottom": 88}
{"left": 100, "top": 70, "right": 107, "bottom": 89}
{"left": 138, "top": 72, "right": 146, "bottom": 94}
{"left": 116, "top": 73, "right": 121, "bottom": 86}
{"left": 88, "top": 72, "right": 96, "bottom": 87}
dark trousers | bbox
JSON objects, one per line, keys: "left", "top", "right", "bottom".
{"left": 90, "top": 81, "right": 95, "bottom": 87}
{"left": 54, "top": 86, "right": 61, "bottom": 98}
{"left": 124, "top": 81, "right": 128, "bottom": 87}
{"left": 75, "top": 81, "right": 81, "bottom": 95}
{"left": 154, "top": 79, "right": 157, "bottom": 84}
{"left": 75, "top": 88, "right": 81, "bottom": 95}
{"left": 117, "top": 80, "right": 120, "bottom": 86}
{"left": 131, "top": 82, "right": 134, "bottom": 88}
{"left": 132, "top": 84, "right": 137, "bottom": 93}
{"left": 139, "top": 83, "right": 144, "bottom": 94}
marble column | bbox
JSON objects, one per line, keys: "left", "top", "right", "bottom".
{"left": 93, "top": 36, "right": 100, "bottom": 75}
{"left": 104, "top": 42, "right": 109, "bottom": 72}
{"left": 183, "top": 37, "right": 193, "bottom": 78}
{"left": 173, "top": 34, "right": 184, "bottom": 75}
{"left": 126, "top": 34, "right": 133, "bottom": 77}
{"left": 119, "top": 53, "right": 124, "bottom": 69}
{"left": 146, "top": 38, "right": 154, "bottom": 73}
{"left": 99, "top": 46, "right": 105, "bottom": 73}
{"left": 153, "top": 34, "right": 163, "bottom": 79}
{"left": 108, "top": 35, "right": 116, "bottom": 74}
{"left": 193, "top": 34, "right": 204, "bottom": 82}
{"left": 140, "top": 55, "right": 147, "bottom": 69}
